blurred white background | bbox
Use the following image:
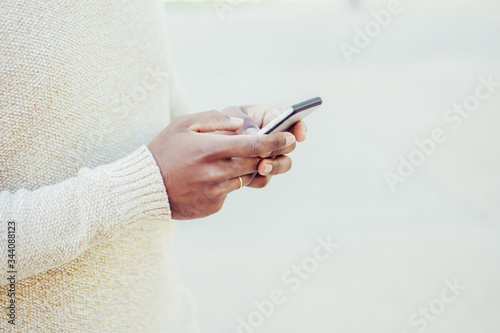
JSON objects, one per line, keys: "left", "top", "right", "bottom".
{"left": 165, "top": 1, "right": 500, "bottom": 332}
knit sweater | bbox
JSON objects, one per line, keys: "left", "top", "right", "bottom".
{"left": 0, "top": 1, "right": 198, "bottom": 331}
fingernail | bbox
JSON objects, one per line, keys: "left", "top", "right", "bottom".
{"left": 285, "top": 133, "right": 296, "bottom": 146}
{"left": 243, "top": 127, "right": 259, "bottom": 135}
{"left": 264, "top": 164, "right": 273, "bottom": 174}
{"left": 229, "top": 117, "right": 244, "bottom": 125}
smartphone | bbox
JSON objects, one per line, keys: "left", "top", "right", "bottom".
{"left": 257, "top": 97, "right": 322, "bottom": 135}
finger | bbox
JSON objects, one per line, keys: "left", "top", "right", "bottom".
{"left": 186, "top": 110, "right": 244, "bottom": 133}
{"left": 257, "top": 155, "right": 292, "bottom": 176}
{"left": 221, "top": 106, "right": 260, "bottom": 134}
{"left": 239, "top": 105, "right": 283, "bottom": 129}
{"left": 260, "top": 141, "right": 296, "bottom": 158}
{"left": 246, "top": 175, "right": 271, "bottom": 189}
{"left": 216, "top": 157, "right": 261, "bottom": 179}
{"left": 290, "top": 120, "right": 307, "bottom": 142}
{"left": 211, "top": 130, "right": 239, "bottom": 136}
{"left": 209, "top": 132, "right": 296, "bottom": 159}
{"left": 221, "top": 174, "right": 255, "bottom": 193}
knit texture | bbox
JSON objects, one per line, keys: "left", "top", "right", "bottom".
{"left": 0, "top": 0, "right": 196, "bottom": 331}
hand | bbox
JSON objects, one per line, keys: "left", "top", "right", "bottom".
{"left": 148, "top": 110, "right": 296, "bottom": 220}
{"left": 220, "top": 105, "right": 307, "bottom": 188}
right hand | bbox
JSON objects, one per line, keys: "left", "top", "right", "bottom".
{"left": 147, "top": 110, "right": 296, "bottom": 220}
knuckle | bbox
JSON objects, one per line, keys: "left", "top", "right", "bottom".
{"left": 253, "top": 158, "right": 262, "bottom": 170}
{"left": 248, "top": 138, "right": 261, "bottom": 156}
{"left": 202, "top": 142, "right": 218, "bottom": 159}
{"left": 206, "top": 184, "right": 225, "bottom": 200}
{"left": 273, "top": 160, "right": 281, "bottom": 175}
{"left": 174, "top": 114, "right": 190, "bottom": 127}
{"left": 236, "top": 106, "right": 249, "bottom": 115}
{"left": 274, "top": 135, "right": 286, "bottom": 151}
{"left": 266, "top": 105, "right": 282, "bottom": 117}
{"left": 213, "top": 170, "right": 226, "bottom": 183}
{"left": 221, "top": 106, "right": 244, "bottom": 118}
{"left": 228, "top": 159, "right": 242, "bottom": 175}
{"left": 208, "top": 109, "right": 224, "bottom": 121}
{"left": 204, "top": 166, "right": 225, "bottom": 183}
{"left": 235, "top": 157, "right": 260, "bottom": 173}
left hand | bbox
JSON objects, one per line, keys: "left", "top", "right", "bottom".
{"left": 220, "top": 105, "right": 307, "bottom": 188}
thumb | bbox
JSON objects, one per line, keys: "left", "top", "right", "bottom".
{"left": 187, "top": 110, "right": 244, "bottom": 133}
{"left": 220, "top": 106, "right": 260, "bottom": 134}
{"left": 239, "top": 116, "right": 260, "bottom": 135}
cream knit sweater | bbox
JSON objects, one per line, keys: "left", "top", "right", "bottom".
{"left": 0, "top": 1, "right": 198, "bottom": 331}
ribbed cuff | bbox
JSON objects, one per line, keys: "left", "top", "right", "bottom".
{"left": 104, "top": 145, "right": 172, "bottom": 228}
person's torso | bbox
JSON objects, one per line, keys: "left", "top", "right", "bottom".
{"left": 0, "top": 1, "right": 195, "bottom": 331}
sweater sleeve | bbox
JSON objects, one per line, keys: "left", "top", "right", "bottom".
{"left": 0, "top": 145, "right": 171, "bottom": 286}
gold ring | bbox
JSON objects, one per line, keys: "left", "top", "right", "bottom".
{"left": 238, "top": 176, "right": 243, "bottom": 189}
